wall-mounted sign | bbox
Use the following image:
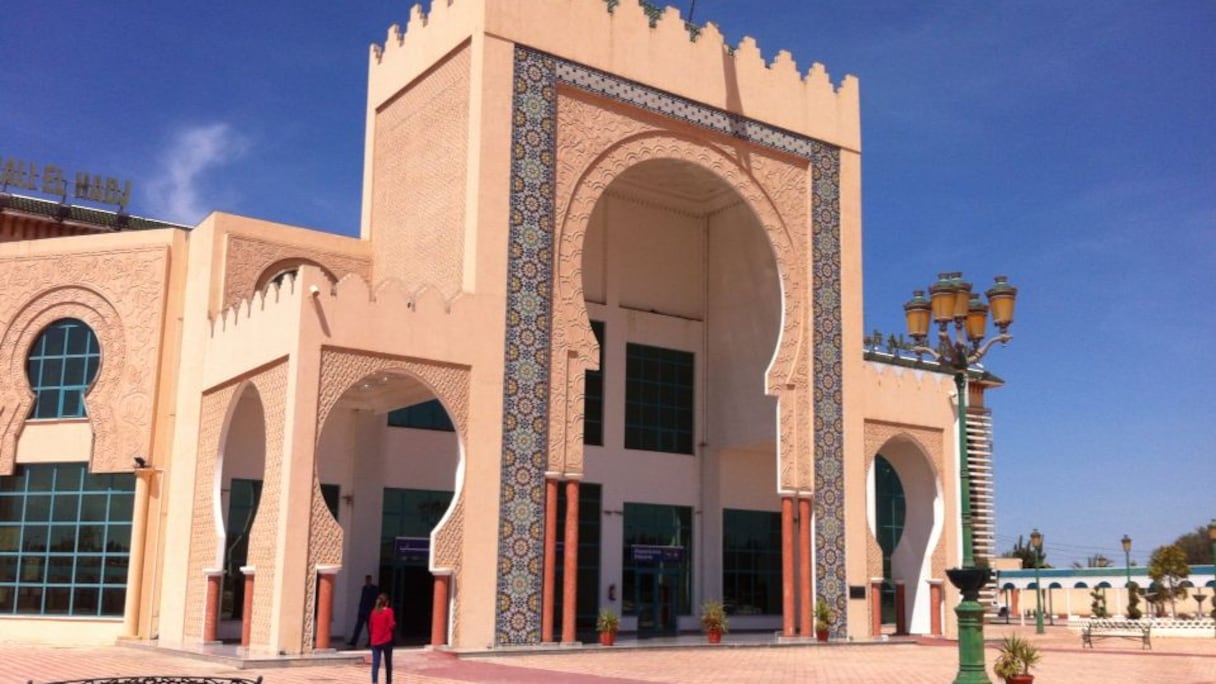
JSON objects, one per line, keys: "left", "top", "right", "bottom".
{"left": 631, "top": 544, "right": 685, "bottom": 563}
{"left": 395, "top": 536, "right": 430, "bottom": 561}
{"left": 0, "top": 156, "right": 133, "bottom": 211}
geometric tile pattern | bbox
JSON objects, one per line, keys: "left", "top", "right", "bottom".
{"left": 496, "top": 47, "right": 558, "bottom": 646}
{"left": 498, "top": 46, "right": 843, "bottom": 643}
{"left": 809, "top": 144, "right": 845, "bottom": 636}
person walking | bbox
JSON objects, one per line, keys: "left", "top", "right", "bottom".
{"left": 369, "top": 593, "right": 396, "bottom": 684}
{"left": 348, "top": 575, "right": 379, "bottom": 647}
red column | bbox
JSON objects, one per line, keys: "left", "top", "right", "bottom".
{"left": 204, "top": 570, "right": 222, "bottom": 643}
{"left": 929, "top": 581, "right": 944, "bottom": 635}
{"left": 316, "top": 568, "right": 337, "bottom": 650}
{"left": 240, "top": 567, "right": 255, "bottom": 648}
{"left": 894, "top": 581, "right": 907, "bottom": 635}
{"left": 870, "top": 579, "right": 884, "bottom": 636}
{"left": 431, "top": 574, "right": 450, "bottom": 646}
{"left": 561, "top": 479, "right": 580, "bottom": 644}
{"left": 797, "top": 498, "right": 812, "bottom": 637}
{"left": 542, "top": 478, "right": 558, "bottom": 642}
{"left": 781, "top": 497, "right": 795, "bottom": 636}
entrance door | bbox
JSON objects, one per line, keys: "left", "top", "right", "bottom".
{"left": 635, "top": 567, "right": 680, "bottom": 638}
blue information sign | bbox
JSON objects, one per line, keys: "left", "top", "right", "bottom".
{"left": 631, "top": 544, "right": 685, "bottom": 563}
{"left": 395, "top": 536, "right": 430, "bottom": 560}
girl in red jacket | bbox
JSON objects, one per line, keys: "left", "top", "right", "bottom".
{"left": 369, "top": 593, "right": 396, "bottom": 684}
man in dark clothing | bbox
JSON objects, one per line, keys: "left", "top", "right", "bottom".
{"left": 348, "top": 574, "right": 379, "bottom": 647}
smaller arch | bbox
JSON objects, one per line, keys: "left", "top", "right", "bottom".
{"left": 1206, "top": 580, "right": 1216, "bottom": 589}
{"left": 1027, "top": 582, "right": 1039, "bottom": 590}
{"left": 1001, "top": 582, "right": 1016, "bottom": 590}
{"left": 1073, "top": 581, "right": 1090, "bottom": 589}
{"left": 1048, "top": 582, "right": 1063, "bottom": 589}
{"left": 254, "top": 257, "right": 338, "bottom": 294}
{"left": 1096, "top": 581, "right": 1112, "bottom": 589}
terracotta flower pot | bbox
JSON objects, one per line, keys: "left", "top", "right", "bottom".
{"left": 707, "top": 629, "right": 722, "bottom": 644}
{"left": 816, "top": 629, "right": 829, "bottom": 642}
{"left": 1004, "top": 675, "right": 1034, "bottom": 684}
{"left": 599, "top": 630, "right": 616, "bottom": 646}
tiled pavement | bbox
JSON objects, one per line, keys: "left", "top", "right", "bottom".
{"left": 4, "top": 624, "right": 1214, "bottom": 684}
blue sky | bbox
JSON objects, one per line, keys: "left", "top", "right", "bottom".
{"left": 3, "top": 1, "right": 1213, "bottom": 568}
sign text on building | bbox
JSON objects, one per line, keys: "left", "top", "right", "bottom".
{"left": 1, "top": 156, "right": 133, "bottom": 211}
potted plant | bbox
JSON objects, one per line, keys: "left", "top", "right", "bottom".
{"left": 700, "top": 599, "right": 729, "bottom": 643}
{"left": 814, "top": 597, "right": 833, "bottom": 642}
{"left": 993, "top": 634, "right": 1041, "bottom": 684}
{"left": 596, "top": 607, "right": 619, "bottom": 646}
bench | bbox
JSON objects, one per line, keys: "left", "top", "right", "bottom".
{"left": 31, "top": 671, "right": 263, "bottom": 676}
{"left": 30, "top": 678, "right": 263, "bottom": 684}
{"left": 1081, "top": 619, "right": 1151, "bottom": 650}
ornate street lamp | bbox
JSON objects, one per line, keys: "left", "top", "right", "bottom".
{"left": 1121, "top": 534, "right": 1132, "bottom": 617}
{"left": 1030, "top": 528, "right": 1045, "bottom": 635}
{"left": 904, "top": 273, "right": 1017, "bottom": 684}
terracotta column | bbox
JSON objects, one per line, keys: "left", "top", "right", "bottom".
{"left": 781, "top": 496, "right": 795, "bottom": 636}
{"left": 431, "top": 573, "right": 450, "bottom": 646}
{"left": 561, "top": 478, "right": 580, "bottom": 643}
{"left": 315, "top": 566, "right": 339, "bottom": 650}
{"left": 870, "top": 578, "right": 884, "bottom": 636}
{"left": 894, "top": 581, "right": 907, "bottom": 635}
{"left": 542, "top": 477, "right": 559, "bottom": 642}
{"left": 929, "top": 580, "right": 944, "bottom": 635}
{"left": 203, "top": 569, "right": 222, "bottom": 643}
{"left": 797, "top": 497, "right": 812, "bottom": 637}
{"left": 240, "top": 566, "right": 255, "bottom": 648}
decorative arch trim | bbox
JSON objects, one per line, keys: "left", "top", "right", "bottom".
{"left": 494, "top": 46, "right": 843, "bottom": 644}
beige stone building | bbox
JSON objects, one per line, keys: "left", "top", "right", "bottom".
{"left": 0, "top": 0, "right": 1008, "bottom": 655}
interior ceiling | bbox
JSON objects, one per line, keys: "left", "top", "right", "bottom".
{"left": 611, "top": 159, "right": 743, "bottom": 216}
{"left": 334, "top": 373, "right": 434, "bottom": 414}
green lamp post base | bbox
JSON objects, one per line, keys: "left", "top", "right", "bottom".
{"left": 948, "top": 566, "right": 993, "bottom": 684}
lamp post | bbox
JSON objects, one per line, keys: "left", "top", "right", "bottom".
{"left": 1121, "top": 534, "right": 1132, "bottom": 617}
{"left": 1030, "top": 528, "right": 1045, "bottom": 635}
{"left": 904, "top": 273, "right": 1017, "bottom": 684}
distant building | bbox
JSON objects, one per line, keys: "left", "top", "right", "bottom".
{"left": 0, "top": 0, "right": 1007, "bottom": 654}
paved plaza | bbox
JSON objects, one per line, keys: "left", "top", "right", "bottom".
{"left": 4, "top": 625, "right": 1213, "bottom": 684}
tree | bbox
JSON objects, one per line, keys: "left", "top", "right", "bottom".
{"left": 1003, "top": 535, "right": 1049, "bottom": 569}
{"left": 1089, "top": 587, "right": 1108, "bottom": 618}
{"left": 1071, "top": 554, "right": 1112, "bottom": 569}
{"left": 1126, "top": 581, "right": 1142, "bottom": 619}
{"left": 1147, "top": 544, "right": 1190, "bottom": 618}
{"left": 1172, "top": 525, "right": 1214, "bottom": 565}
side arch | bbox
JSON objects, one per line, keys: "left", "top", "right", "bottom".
{"left": 313, "top": 349, "right": 470, "bottom": 646}
{"left": 864, "top": 422, "right": 946, "bottom": 635}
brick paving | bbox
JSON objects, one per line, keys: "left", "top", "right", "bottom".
{"left": 3, "top": 625, "right": 1213, "bottom": 684}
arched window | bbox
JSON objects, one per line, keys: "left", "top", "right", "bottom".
{"left": 26, "top": 318, "right": 101, "bottom": 419}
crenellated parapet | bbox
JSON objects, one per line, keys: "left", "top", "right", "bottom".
{"left": 368, "top": 0, "right": 860, "bottom": 150}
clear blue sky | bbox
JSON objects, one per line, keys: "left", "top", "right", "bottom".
{"left": 3, "top": 1, "right": 1212, "bottom": 568}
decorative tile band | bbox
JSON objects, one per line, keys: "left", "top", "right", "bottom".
{"left": 496, "top": 47, "right": 557, "bottom": 645}
{"left": 810, "top": 144, "right": 845, "bottom": 636}
{"left": 497, "top": 46, "right": 844, "bottom": 642}
{"left": 553, "top": 58, "right": 829, "bottom": 158}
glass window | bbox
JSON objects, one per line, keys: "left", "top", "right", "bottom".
{"left": 386, "top": 399, "right": 455, "bottom": 432}
{"left": 0, "top": 463, "right": 134, "bottom": 617}
{"left": 622, "top": 503, "right": 693, "bottom": 616}
{"left": 583, "top": 321, "right": 605, "bottom": 446}
{"left": 624, "top": 343, "right": 694, "bottom": 454}
{"left": 221, "top": 478, "right": 262, "bottom": 620}
{"left": 26, "top": 319, "right": 101, "bottom": 420}
{"left": 722, "top": 509, "right": 782, "bottom": 616}
{"left": 874, "top": 454, "right": 906, "bottom": 623}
